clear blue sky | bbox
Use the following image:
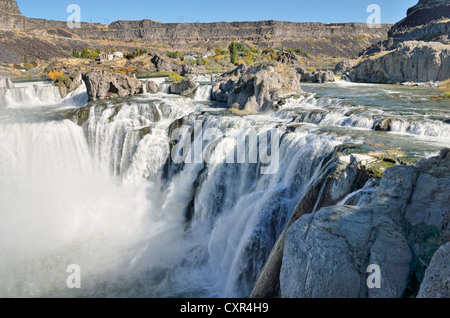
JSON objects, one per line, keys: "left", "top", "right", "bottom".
{"left": 16, "top": 0, "right": 418, "bottom": 24}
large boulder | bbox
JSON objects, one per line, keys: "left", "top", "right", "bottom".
{"left": 169, "top": 78, "right": 198, "bottom": 96}
{"left": 146, "top": 80, "right": 160, "bottom": 94}
{"left": 280, "top": 205, "right": 411, "bottom": 298}
{"left": 150, "top": 53, "right": 183, "bottom": 74}
{"left": 349, "top": 41, "right": 450, "bottom": 83}
{"left": 298, "top": 68, "right": 335, "bottom": 83}
{"left": 277, "top": 51, "right": 300, "bottom": 66}
{"left": 334, "top": 60, "right": 358, "bottom": 75}
{"left": 417, "top": 242, "right": 450, "bottom": 298}
{"left": 82, "top": 71, "right": 143, "bottom": 102}
{"left": 212, "top": 63, "right": 302, "bottom": 112}
{"left": 69, "top": 71, "right": 83, "bottom": 92}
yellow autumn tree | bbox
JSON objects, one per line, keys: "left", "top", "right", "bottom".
{"left": 48, "top": 69, "right": 63, "bottom": 81}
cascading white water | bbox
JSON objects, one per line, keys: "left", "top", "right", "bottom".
{"left": 0, "top": 119, "right": 151, "bottom": 297}
{"left": 62, "top": 83, "right": 88, "bottom": 107}
{"left": 1, "top": 85, "right": 61, "bottom": 108}
{"left": 0, "top": 81, "right": 448, "bottom": 298}
{"left": 193, "top": 85, "right": 213, "bottom": 101}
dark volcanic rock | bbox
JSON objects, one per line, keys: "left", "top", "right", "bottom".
{"left": 82, "top": 70, "right": 142, "bottom": 102}
{"left": 298, "top": 68, "right": 335, "bottom": 83}
{"left": 150, "top": 53, "right": 183, "bottom": 74}
{"left": 334, "top": 59, "right": 358, "bottom": 75}
{"left": 212, "top": 63, "right": 302, "bottom": 112}
{"left": 169, "top": 78, "right": 198, "bottom": 96}
{"left": 0, "top": 0, "right": 391, "bottom": 59}
{"left": 277, "top": 51, "right": 299, "bottom": 66}
{"left": 418, "top": 242, "right": 450, "bottom": 298}
{"left": 389, "top": 0, "right": 450, "bottom": 46}
{"left": 349, "top": 41, "right": 450, "bottom": 83}
{"left": 146, "top": 80, "right": 160, "bottom": 94}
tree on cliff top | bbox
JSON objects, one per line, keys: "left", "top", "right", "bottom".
{"left": 229, "top": 41, "right": 238, "bottom": 65}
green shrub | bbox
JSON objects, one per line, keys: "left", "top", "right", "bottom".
{"left": 243, "top": 52, "right": 257, "bottom": 66}
{"left": 441, "top": 92, "right": 450, "bottom": 98}
{"left": 168, "top": 73, "right": 185, "bottom": 83}
{"left": 235, "top": 42, "right": 248, "bottom": 53}
{"left": 306, "top": 67, "right": 317, "bottom": 72}
{"left": 167, "top": 51, "right": 185, "bottom": 59}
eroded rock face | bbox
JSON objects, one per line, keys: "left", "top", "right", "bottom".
{"left": 298, "top": 68, "right": 335, "bottom": 83}
{"left": 334, "top": 60, "right": 358, "bottom": 75}
{"left": 418, "top": 242, "right": 450, "bottom": 298}
{"left": 82, "top": 71, "right": 142, "bottom": 102}
{"left": 169, "top": 78, "right": 198, "bottom": 96}
{"left": 277, "top": 51, "right": 300, "bottom": 66}
{"left": 281, "top": 205, "right": 411, "bottom": 298}
{"left": 268, "top": 149, "right": 450, "bottom": 298}
{"left": 212, "top": 63, "right": 302, "bottom": 112}
{"left": 389, "top": 0, "right": 450, "bottom": 46}
{"left": 349, "top": 41, "right": 450, "bottom": 83}
{"left": 146, "top": 80, "right": 160, "bottom": 94}
{"left": 150, "top": 53, "right": 183, "bottom": 74}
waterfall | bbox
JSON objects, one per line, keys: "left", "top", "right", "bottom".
{"left": 193, "top": 85, "right": 212, "bottom": 101}
{"left": 1, "top": 85, "right": 61, "bottom": 108}
{"left": 62, "top": 83, "right": 88, "bottom": 107}
{"left": 0, "top": 119, "right": 151, "bottom": 297}
{"left": 0, "top": 80, "right": 447, "bottom": 298}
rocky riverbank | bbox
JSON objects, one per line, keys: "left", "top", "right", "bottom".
{"left": 252, "top": 148, "right": 450, "bottom": 298}
{"left": 348, "top": 0, "right": 450, "bottom": 84}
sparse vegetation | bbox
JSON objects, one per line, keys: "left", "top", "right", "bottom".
{"left": 286, "top": 47, "right": 308, "bottom": 57}
{"left": 125, "top": 48, "right": 148, "bottom": 59}
{"left": 306, "top": 67, "right": 317, "bottom": 72}
{"left": 167, "top": 73, "right": 185, "bottom": 83}
{"left": 72, "top": 48, "right": 101, "bottom": 59}
{"left": 167, "top": 51, "right": 185, "bottom": 59}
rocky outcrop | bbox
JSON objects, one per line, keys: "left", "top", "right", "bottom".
{"left": 298, "top": 68, "right": 335, "bottom": 83}
{"left": 0, "top": 0, "right": 20, "bottom": 14}
{"left": 417, "top": 242, "right": 450, "bottom": 298}
{"left": 251, "top": 148, "right": 404, "bottom": 298}
{"left": 82, "top": 71, "right": 142, "bottom": 102}
{"left": 388, "top": 0, "right": 450, "bottom": 47}
{"left": 212, "top": 63, "right": 302, "bottom": 112}
{"left": 146, "top": 80, "right": 160, "bottom": 94}
{"left": 69, "top": 71, "right": 83, "bottom": 92}
{"left": 0, "top": 0, "right": 391, "bottom": 58}
{"left": 350, "top": 0, "right": 450, "bottom": 83}
{"left": 349, "top": 41, "right": 450, "bottom": 83}
{"left": 277, "top": 52, "right": 299, "bottom": 66}
{"left": 252, "top": 148, "right": 450, "bottom": 298}
{"left": 334, "top": 59, "right": 358, "bottom": 75}
{"left": 281, "top": 205, "right": 411, "bottom": 298}
{"left": 150, "top": 54, "right": 183, "bottom": 74}
{"left": 169, "top": 78, "right": 198, "bottom": 96}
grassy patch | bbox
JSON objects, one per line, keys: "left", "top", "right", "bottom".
{"left": 228, "top": 108, "right": 254, "bottom": 116}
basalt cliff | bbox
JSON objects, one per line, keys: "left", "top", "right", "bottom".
{"left": 0, "top": 0, "right": 391, "bottom": 63}
{"left": 349, "top": 0, "right": 450, "bottom": 83}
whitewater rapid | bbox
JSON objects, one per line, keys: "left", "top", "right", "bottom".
{"left": 0, "top": 81, "right": 448, "bottom": 297}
